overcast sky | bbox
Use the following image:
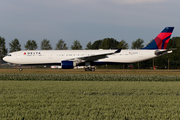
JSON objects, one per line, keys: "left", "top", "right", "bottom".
{"left": 1, "top": 0, "right": 180, "bottom": 50}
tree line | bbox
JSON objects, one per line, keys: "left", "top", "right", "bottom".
{"left": 1, "top": 36, "right": 180, "bottom": 69}
{"left": 0, "top": 37, "right": 145, "bottom": 56}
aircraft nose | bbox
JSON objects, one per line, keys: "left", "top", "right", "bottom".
{"left": 3, "top": 56, "right": 8, "bottom": 62}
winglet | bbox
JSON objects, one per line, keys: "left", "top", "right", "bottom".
{"left": 114, "top": 48, "right": 121, "bottom": 53}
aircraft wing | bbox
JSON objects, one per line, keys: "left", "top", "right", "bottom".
{"left": 70, "top": 49, "right": 121, "bottom": 62}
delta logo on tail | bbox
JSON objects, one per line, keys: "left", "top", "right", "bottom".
{"left": 143, "top": 27, "right": 174, "bottom": 49}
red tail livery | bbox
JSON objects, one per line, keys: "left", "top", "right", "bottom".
{"left": 143, "top": 27, "right": 174, "bottom": 49}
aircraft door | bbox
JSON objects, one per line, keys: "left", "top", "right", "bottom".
{"left": 139, "top": 52, "right": 143, "bottom": 58}
{"left": 48, "top": 53, "right": 53, "bottom": 59}
{"left": 17, "top": 54, "right": 20, "bottom": 59}
{"left": 16, "top": 53, "right": 23, "bottom": 61}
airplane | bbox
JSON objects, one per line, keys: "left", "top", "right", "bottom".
{"left": 3, "top": 27, "right": 174, "bottom": 71}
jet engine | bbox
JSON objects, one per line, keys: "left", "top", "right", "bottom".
{"left": 61, "top": 61, "right": 76, "bottom": 69}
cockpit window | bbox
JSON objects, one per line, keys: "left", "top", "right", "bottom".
{"left": 7, "top": 54, "right": 12, "bottom": 56}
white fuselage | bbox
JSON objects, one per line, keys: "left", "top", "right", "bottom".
{"left": 3, "top": 49, "right": 159, "bottom": 65}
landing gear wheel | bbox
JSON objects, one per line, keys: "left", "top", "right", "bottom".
{"left": 85, "top": 67, "right": 95, "bottom": 71}
{"left": 91, "top": 68, "right": 95, "bottom": 71}
{"left": 85, "top": 68, "right": 89, "bottom": 71}
{"left": 19, "top": 68, "right": 23, "bottom": 71}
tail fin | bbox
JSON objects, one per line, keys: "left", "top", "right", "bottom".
{"left": 143, "top": 27, "right": 174, "bottom": 49}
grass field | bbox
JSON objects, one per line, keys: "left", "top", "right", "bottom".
{"left": 1, "top": 81, "right": 180, "bottom": 119}
{"left": 1, "top": 68, "right": 180, "bottom": 75}
{"left": 0, "top": 69, "right": 180, "bottom": 119}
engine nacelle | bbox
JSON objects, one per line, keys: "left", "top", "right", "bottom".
{"left": 61, "top": 61, "right": 76, "bottom": 69}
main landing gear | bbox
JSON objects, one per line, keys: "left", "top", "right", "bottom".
{"left": 85, "top": 66, "right": 96, "bottom": 71}
{"left": 84, "top": 62, "right": 96, "bottom": 71}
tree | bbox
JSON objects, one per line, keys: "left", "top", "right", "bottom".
{"left": 0, "top": 37, "right": 8, "bottom": 65}
{"left": 100, "top": 38, "right": 119, "bottom": 49}
{"left": 24, "top": 40, "right": 38, "bottom": 50}
{"left": 41, "top": 39, "right": 52, "bottom": 50}
{"left": 71, "top": 40, "right": 82, "bottom": 50}
{"left": 131, "top": 38, "right": 144, "bottom": 49}
{"left": 55, "top": 39, "right": 68, "bottom": 50}
{"left": 117, "top": 40, "right": 129, "bottom": 49}
{"left": 9, "top": 38, "right": 21, "bottom": 52}
{"left": 166, "top": 37, "right": 180, "bottom": 69}
{"left": 85, "top": 41, "right": 92, "bottom": 50}
{"left": 91, "top": 40, "right": 102, "bottom": 49}
{"left": 131, "top": 38, "right": 144, "bottom": 69}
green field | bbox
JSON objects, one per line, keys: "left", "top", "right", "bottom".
{"left": 1, "top": 69, "right": 180, "bottom": 119}
{"left": 1, "top": 81, "right": 180, "bottom": 119}
{"left": 1, "top": 73, "right": 180, "bottom": 81}
{"left": 1, "top": 69, "right": 180, "bottom": 75}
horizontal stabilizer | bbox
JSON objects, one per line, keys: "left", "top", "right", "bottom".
{"left": 154, "top": 48, "right": 176, "bottom": 56}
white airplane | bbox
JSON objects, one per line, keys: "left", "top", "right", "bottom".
{"left": 3, "top": 27, "right": 174, "bottom": 71}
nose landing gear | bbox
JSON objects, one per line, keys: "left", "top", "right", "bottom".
{"left": 19, "top": 68, "right": 23, "bottom": 71}
{"left": 18, "top": 65, "right": 23, "bottom": 71}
